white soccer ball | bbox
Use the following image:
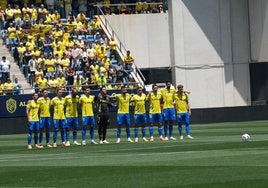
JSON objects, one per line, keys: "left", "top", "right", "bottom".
{"left": 242, "top": 133, "right": 250, "bottom": 142}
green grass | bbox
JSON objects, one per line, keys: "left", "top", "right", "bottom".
{"left": 0, "top": 121, "right": 268, "bottom": 187}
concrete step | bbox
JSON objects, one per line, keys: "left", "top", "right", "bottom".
{"left": 0, "top": 42, "right": 33, "bottom": 94}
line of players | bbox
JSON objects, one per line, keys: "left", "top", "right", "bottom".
{"left": 26, "top": 81, "right": 193, "bottom": 149}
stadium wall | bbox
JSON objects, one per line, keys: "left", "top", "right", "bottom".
{"left": 249, "top": 0, "right": 268, "bottom": 62}
{"left": 105, "top": 0, "right": 252, "bottom": 108}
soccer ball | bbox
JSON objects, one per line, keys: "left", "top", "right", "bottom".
{"left": 242, "top": 133, "right": 250, "bottom": 142}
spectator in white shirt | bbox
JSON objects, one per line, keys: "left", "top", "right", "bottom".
{"left": 13, "top": 77, "right": 22, "bottom": 94}
{"left": 0, "top": 56, "right": 11, "bottom": 82}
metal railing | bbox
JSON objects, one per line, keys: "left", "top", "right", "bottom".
{"left": 0, "top": 82, "right": 140, "bottom": 96}
{"left": 95, "top": 4, "right": 147, "bottom": 87}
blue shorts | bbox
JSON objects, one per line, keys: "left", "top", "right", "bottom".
{"left": 53, "top": 119, "right": 66, "bottom": 129}
{"left": 134, "top": 114, "right": 147, "bottom": 124}
{"left": 39, "top": 117, "right": 51, "bottom": 129}
{"left": 28, "top": 121, "right": 40, "bottom": 132}
{"left": 82, "top": 116, "right": 95, "bottom": 126}
{"left": 117, "top": 114, "right": 130, "bottom": 125}
{"left": 66, "top": 117, "right": 79, "bottom": 129}
{"left": 149, "top": 113, "right": 163, "bottom": 123}
{"left": 5, "top": 38, "right": 15, "bottom": 45}
{"left": 177, "top": 113, "right": 190, "bottom": 125}
{"left": 162, "top": 108, "right": 176, "bottom": 121}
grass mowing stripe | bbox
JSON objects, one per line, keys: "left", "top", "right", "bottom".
{"left": 1, "top": 147, "right": 268, "bottom": 167}
{"left": 0, "top": 121, "right": 268, "bottom": 187}
{"left": 0, "top": 166, "right": 268, "bottom": 188}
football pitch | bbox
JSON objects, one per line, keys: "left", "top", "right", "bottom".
{"left": 0, "top": 120, "right": 268, "bottom": 188}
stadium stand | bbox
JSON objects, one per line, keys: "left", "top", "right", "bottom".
{"left": 0, "top": 1, "right": 167, "bottom": 95}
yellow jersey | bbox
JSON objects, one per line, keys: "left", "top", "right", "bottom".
{"left": 146, "top": 92, "right": 162, "bottom": 114}
{"left": 53, "top": 30, "right": 63, "bottom": 39}
{"left": 45, "top": 59, "right": 55, "bottom": 72}
{"left": 116, "top": 93, "right": 131, "bottom": 114}
{"left": 25, "top": 40, "right": 35, "bottom": 51}
{"left": 4, "top": 82, "right": 14, "bottom": 90}
{"left": 63, "top": 32, "right": 70, "bottom": 42}
{"left": 30, "top": 8, "right": 38, "bottom": 19}
{"left": 27, "top": 100, "right": 40, "bottom": 121}
{"left": 8, "top": 26, "right": 16, "bottom": 39}
{"left": 51, "top": 97, "right": 65, "bottom": 120}
{"left": 65, "top": 0, "right": 72, "bottom": 8}
{"left": 13, "top": 8, "right": 22, "bottom": 20}
{"left": 48, "top": 79, "right": 59, "bottom": 93}
{"left": 61, "top": 58, "right": 70, "bottom": 70}
{"left": 0, "top": 84, "right": 3, "bottom": 95}
{"left": 109, "top": 40, "right": 117, "bottom": 50}
{"left": 37, "top": 78, "right": 48, "bottom": 90}
{"left": 124, "top": 54, "right": 134, "bottom": 65}
{"left": 160, "top": 88, "right": 176, "bottom": 109}
{"left": 65, "top": 95, "right": 79, "bottom": 117}
{"left": 91, "top": 20, "right": 100, "bottom": 29}
{"left": 136, "top": 2, "right": 142, "bottom": 12}
{"left": 131, "top": 93, "right": 146, "bottom": 114}
{"left": 34, "top": 70, "right": 43, "bottom": 82}
{"left": 5, "top": 9, "right": 14, "bottom": 20}
{"left": 37, "top": 97, "right": 51, "bottom": 117}
{"left": 18, "top": 46, "right": 26, "bottom": 55}
{"left": 79, "top": 94, "right": 95, "bottom": 116}
{"left": 175, "top": 92, "right": 189, "bottom": 113}
{"left": 57, "top": 77, "right": 66, "bottom": 87}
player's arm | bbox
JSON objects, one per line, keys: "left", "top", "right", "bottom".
{"left": 187, "top": 103, "right": 191, "bottom": 115}
{"left": 129, "top": 94, "right": 135, "bottom": 107}
{"left": 26, "top": 100, "right": 31, "bottom": 123}
{"left": 50, "top": 98, "right": 54, "bottom": 115}
{"left": 146, "top": 92, "right": 151, "bottom": 101}
{"left": 108, "top": 93, "right": 116, "bottom": 99}
{"left": 78, "top": 95, "right": 83, "bottom": 105}
{"left": 37, "top": 101, "right": 41, "bottom": 117}
{"left": 130, "top": 94, "right": 135, "bottom": 102}
{"left": 186, "top": 96, "right": 191, "bottom": 115}
{"left": 63, "top": 97, "right": 67, "bottom": 114}
{"left": 93, "top": 95, "right": 98, "bottom": 110}
{"left": 160, "top": 93, "right": 164, "bottom": 104}
{"left": 107, "top": 97, "right": 115, "bottom": 107}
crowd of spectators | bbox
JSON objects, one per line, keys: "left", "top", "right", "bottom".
{"left": 0, "top": 0, "right": 167, "bottom": 95}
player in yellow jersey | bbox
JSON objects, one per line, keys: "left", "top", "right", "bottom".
{"left": 26, "top": 93, "right": 43, "bottom": 149}
{"left": 37, "top": 89, "right": 52, "bottom": 147}
{"left": 131, "top": 86, "right": 148, "bottom": 142}
{"left": 160, "top": 81, "right": 176, "bottom": 141}
{"left": 79, "top": 87, "right": 98, "bottom": 145}
{"left": 175, "top": 84, "right": 194, "bottom": 140}
{"left": 146, "top": 84, "right": 165, "bottom": 141}
{"left": 51, "top": 88, "right": 66, "bottom": 147}
{"left": 115, "top": 85, "right": 133, "bottom": 143}
{"left": 64, "top": 88, "right": 81, "bottom": 146}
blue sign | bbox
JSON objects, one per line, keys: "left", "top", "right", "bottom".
{"left": 0, "top": 89, "right": 138, "bottom": 118}
{"left": 0, "top": 94, "right": 32, "bottom": 118}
